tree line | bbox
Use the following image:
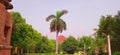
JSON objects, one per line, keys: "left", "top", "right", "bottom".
{"left": 10, "top": 11, "right": 120, "bottom": 55}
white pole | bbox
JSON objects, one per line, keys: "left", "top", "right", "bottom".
{"left": 107, "top": 35, "right": 111, "bottom": 55}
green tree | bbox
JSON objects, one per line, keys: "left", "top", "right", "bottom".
{"left": 97, "top": 15, "right": 114, "bottom": 55}
{"left": 46, "top": 10, "right": 68, "bottom": 54}
{"left": 11, "top": 12, "right": 27, "bottom": 47}
{"left": 111, "top": 11, "right": 120, "bottom": 52}
{"left": 95, "top": 37, "right": 107, "bottom": 55}
{"left": 11, "top": 12, "right": 43, "bottom": 54}
{"left": 35, "top": 36, "right": 52, "bottom": 53}
{"left": 78, "top": 36, "right": 95, "bottom": 55}
{"left": 49, "top": 39, "right": 56, "bottom": 52}
{"left": 61, "top": 36, "right": 79, "bottom": 54}
{"left": 97, "top": 15, "right": 115, "bottom": 37}
{"left": 97, "top": 11, "right": 120, "bottom": 53}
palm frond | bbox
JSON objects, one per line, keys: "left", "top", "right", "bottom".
{"left": 61, "top": 10, "right": 68, "bottom": 14}
{"left": 59, "top": 19, "right": 67, "bottom": 32}
{"left": 56, "top": 10, "right": 68, "bottom": 19}
{"left": 59, "top": 10, "right": 68, "bottom": 17}
{"left": 54, "top": 19, "right": 66, "bottom": 33}
{"left": 46, "top": 15, "right": 56, "bottom": 21}
{"left": 47, "top": 10, "right": 67, "bottom": 33}
{"left": 50, "top": 19, "right": 57, "bottom": 32}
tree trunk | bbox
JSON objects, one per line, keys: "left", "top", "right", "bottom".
{"left": 55, "top": 32, "right": 58, "bottom": 54}
{"left": 107, "top": 35, "right": 111, "bottom": 55}
{"left": 84, "top": 44, "right": 86, "bottom": 55}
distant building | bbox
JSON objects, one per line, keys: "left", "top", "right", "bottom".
{"left": 58, "top": 35, "right": 65, "bottom": 43}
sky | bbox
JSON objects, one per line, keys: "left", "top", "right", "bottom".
{"left": 10, "top": 0, "right": 120, "bottom": 39}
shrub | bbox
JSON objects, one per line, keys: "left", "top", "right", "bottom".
{"left": 61, "top": 36, "right": 79, "bottom": 54}
{"left": 113, "top": 52, "right": 120, "bottom": 55}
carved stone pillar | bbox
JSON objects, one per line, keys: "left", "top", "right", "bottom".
{"left": 0, "top": 45, "right": 12, "bottom": 55}
{"left": 0, "top": 0, "right": 13, "bottom": 55}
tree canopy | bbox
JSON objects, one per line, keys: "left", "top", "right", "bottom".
{"left": 61, "top": 36, "right": 79, "bottom": 54}
{"left": 46, "top": 10, "right": 68, "bottom": 54}
{"left": 11, "top": 12, "right": 43, "bottom": 53}
{"left": 97, "top": 11, "right": 120, "bottom": 52}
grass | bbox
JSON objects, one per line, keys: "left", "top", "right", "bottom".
{"left": 25, "top": 53, "right": 83, "bottom": 55}
{"left": 25, "top": 53, "right": 66, "bottom": 55}
{"left": 13, "top": 53, "right": 83, "bottom": 55}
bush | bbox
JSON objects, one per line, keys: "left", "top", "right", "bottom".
{"left": 35, "top": 37, "right": 52, "bottom": 53}
{"left": 61, "top": 36, "right": 79, "bottom": 54}
{"left": 25, "top": 53, "right": 64, "bottom": 55}
{"left": 113, "top": 52, "right": 120, "bottom": 55}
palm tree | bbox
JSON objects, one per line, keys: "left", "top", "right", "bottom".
{"left": 46, "top": 10, "right": 68, "bottom": 54}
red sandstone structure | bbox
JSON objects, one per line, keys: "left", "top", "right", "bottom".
{"left": 0, "top": 0, "right": 13, "bottom": 55}
{"left": 58, "top": 35, "right": 65, "bottom": 43}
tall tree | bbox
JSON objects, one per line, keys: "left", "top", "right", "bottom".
{"left": 11, "top": 12, "right": 43, "bottom": 54}
{"left": 97, "top": 15, "right": 114, "bottom": 55}
{"left": 97, "top": 11, "right": 120, "bottom": 53}
{"left": 78, "top": 36, "right": 95, "bottom": 55}
{"left": 46, "top": 10, "right": 68, "bottom": 54}
{"left": 111, "top": 11, "right": 120, "bottom": 52}
{"left": 97, "top": 15, "right": 115, "bottom": 37}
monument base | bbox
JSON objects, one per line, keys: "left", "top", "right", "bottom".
{"left": 0, "top": 45, "right": 12, "bottom": 55}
